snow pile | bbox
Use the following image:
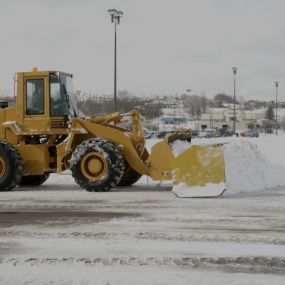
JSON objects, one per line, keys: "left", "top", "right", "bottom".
{"left": 169, "top": 138, "right": 285, "bottom": 195}
{"left": 251, "top": 134, "right": 285, "bottom": 165}
{"left": 224, "top": 140, "right": 285, "bottom": 194}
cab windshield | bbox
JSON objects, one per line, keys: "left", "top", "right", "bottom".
{"left": 50, "top": 72, "right": 78, "bottom": 117}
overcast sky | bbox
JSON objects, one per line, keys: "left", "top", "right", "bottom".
{"left": 0, "top": 0, "right": 284, "bottom": 100}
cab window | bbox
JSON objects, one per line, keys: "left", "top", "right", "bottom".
{"left": 26, "top": 79, "right": 44, "bottom": 115}
{"left": 50, "top": 73, "right": 69, "bottom": 116}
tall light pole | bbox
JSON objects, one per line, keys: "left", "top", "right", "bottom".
{"left": 108, "top": 9, "right": 123, "bottom": 112}
{"left": 232, "top": 67, "right": 238, "bottom": 134}
{"left": 185, "top": 89, "right": 191, "bottom": 116}
{"left": 275, "top": 81, "right": 279, "bottom": 135}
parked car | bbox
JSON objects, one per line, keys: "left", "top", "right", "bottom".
{"left": 199, "top": 129, "right": 218, "bottom": 138}
{"left": 143, "top": 128, "right": 150, "bottom": 138}
{"left": 145, "top": 131, "right": 155, "bottom": 139}
{"left": 244, "top": 129, "right": 259, "bottom": 137}
{"left": 150, "top": 131, "right": 170, "bottom": 139}
{"left": 191, "top": 130, "right": 199, "bottom": 138}
{"left": 222, "top": 130, "right": 234, "bottom": 137}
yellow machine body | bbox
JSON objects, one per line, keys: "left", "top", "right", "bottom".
{"left": 0, "top": 69, "right": 226, "bottom": 197}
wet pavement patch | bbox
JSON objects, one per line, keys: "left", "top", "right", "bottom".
{"left": 0, "top": 211, "right": 140, "bottom": 227}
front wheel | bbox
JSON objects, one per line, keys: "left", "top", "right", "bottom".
{"left": 70, "top": 138, "right": 125, "bottom": 192}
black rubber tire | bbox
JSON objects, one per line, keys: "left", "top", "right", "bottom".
{"left": 0, "top": 141, "right": 23, "bottom": 191}
{"left": 117, "top": 164, "right": 142, "bottom": 187}
{"left": 19, "top": 173, "right": 50, "bottom": 187}
{"left": 70, "top": 138, "right": 125, "bottom": 192}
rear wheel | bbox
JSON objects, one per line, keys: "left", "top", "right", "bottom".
{"left": 19, "top": 173, "right": 50, "bottom": 187}
{"left": 70, "top": 138, "right": 125, "bottom": 192}
{"left": 0, "top": 141, "right": 23, "bottom": 191}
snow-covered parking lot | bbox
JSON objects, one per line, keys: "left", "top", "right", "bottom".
{"left": 1, "top": 135, "right": 285, "bottom": 284}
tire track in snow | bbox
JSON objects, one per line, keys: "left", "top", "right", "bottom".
{"left": 1, "top": 231, "right": 285, "bottom": 245}
{"left": 1, "top": 256, "right": 285, "bottom": 274}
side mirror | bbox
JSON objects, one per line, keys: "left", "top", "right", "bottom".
{"left": 63, "top": 113, "right": 69, "bottom": 128}
{"left": 0, "top": 102, "right": 8, "bottom": 109}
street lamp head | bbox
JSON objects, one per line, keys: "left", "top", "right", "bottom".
{"left": 107, "top": 9, "right": 118, "bottom": 15}
{"left": 108, "top": 9, "right": 123, "bottom": 24}
{"left": 275, "top": 81, "right": 279, "bottom": 87}
{"left": 232, "top": 67, "right": 238, "bottom": 74}
{"left": 108, "top": 9, "right": 117, "bottom": 23}
{"left": 186, "top": 89, "right": 192, "bottom": 93}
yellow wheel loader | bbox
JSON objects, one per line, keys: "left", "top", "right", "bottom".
{"left": 0, "top": 69, "right": 226, "bottom": 197}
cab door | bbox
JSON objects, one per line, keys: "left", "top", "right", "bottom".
{"left": 23, "top": 75, "right": 50, "bottom": 132}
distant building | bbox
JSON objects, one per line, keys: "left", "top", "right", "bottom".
{"left": 159, "top": 116, "right": 187, "bottom": 131}
{"left": 193, "top": 107, "right": 266, "bottom": 131}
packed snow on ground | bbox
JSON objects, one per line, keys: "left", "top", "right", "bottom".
{"left": 172, "top": 182, "right": 226, "bottom": 198}
{"left": 1, "top": 175, "right": 285, "bottom": 284}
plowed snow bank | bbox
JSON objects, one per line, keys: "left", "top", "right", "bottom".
{"left": 224, "top": 140, "right": 285, "bottom": 194}
{"left": 170, "top": 139, "right": 285, "bottom": 195}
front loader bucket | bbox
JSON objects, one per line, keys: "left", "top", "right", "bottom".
{"left": 172, "top": 145, "right": 226, "bottom": 198}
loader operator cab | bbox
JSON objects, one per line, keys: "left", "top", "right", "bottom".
{"left": 14, "top": 69, "right": 80, "bottom": 132}
{"left": 25, "top": 71, "right": 77, "bottom": 118}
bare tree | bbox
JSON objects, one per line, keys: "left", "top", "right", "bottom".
{"left": 184, "top": 94, "right": 208, "bottom": 118}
